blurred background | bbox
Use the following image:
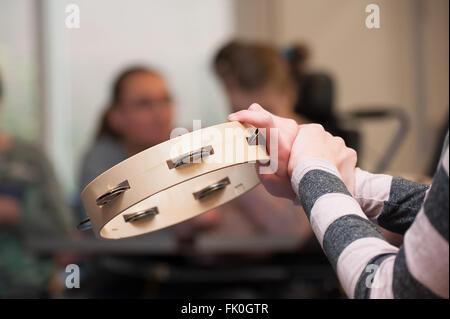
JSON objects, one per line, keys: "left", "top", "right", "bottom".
{"left": 0, "top": 0, "right": 448, "bottom": 298}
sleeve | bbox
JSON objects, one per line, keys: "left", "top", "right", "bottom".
{"left": 26, "top": 147, "right": 75, "bottom": 236}
{"left": 40, "top": 153, "right": 75, "bottom": 234}
{"left": 353, "top": 168, "right": 429, "bottom": 234}
{"left": 290, "top": 149, "right": 449, "bottom": 298}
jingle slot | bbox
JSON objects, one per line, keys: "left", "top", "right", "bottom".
{"left": 193, "top": 177, "right": 231, "bottom": 200}
{"left": 247, "top": 128, "right": 266, "bottom": 146}
{"left": 77, "top": 217, "right": 92, "bottom": 231}
{"left": 167, "top": 145, "right": 214, "bottom": 169}
{"left": 96, "top": 180, "right": 130, "bottom": 206}
{"left": 123, "top": 206, "right": 159, "bottom": 223}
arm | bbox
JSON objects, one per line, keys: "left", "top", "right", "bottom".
{"left": 22, "top": 146, "right": 74, "bottom": 237}
{"left": 229, "top": 105, "right": 448, "bottom": 298}
{"left": 290, "top": 141, "right": 448, "bottom": 299}
{"left": 354, "top": 168, "right": 429, "bottom": 234}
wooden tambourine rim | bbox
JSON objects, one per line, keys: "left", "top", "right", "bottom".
{"left": 80, "top": 121, "right": 269, "bottom": 239}
{"left": 98, "top": 162, "right": 261, "bottom": 239}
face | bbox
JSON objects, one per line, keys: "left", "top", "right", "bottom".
{"left": 110, "top": 72, "right": 174, "bottom": 149}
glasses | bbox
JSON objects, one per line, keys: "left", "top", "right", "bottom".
{"left": 120, "top": 96, "right": 172, "bottom": 111}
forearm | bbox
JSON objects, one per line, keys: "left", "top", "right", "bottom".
{"left": 291, "top": 158, "right": 399, "bottom": 298}
{"left": 291, "top": 157, "right": 448, "bottom": 298}
{"left": 354, "top": 168, "right": 429, "bottom": 235}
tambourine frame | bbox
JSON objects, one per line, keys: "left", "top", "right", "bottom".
{"left": 79, "top": 122, "right": 269, "bottom": 239}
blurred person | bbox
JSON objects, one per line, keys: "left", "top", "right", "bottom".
{"left": 214, "top": 40, "right": 400, "bottom": 248}
{"left": 79, "top": 66, "right": 219, "bottom": 227}
{"left": 209, "top": 41, "right": 311, "bottom": 242}
{"left": 214, "top": 40, "right": 302, "bottom": 120}
{"left": 78, "top": 66, "right": 220, "bottom": 297}
{"left": 79, "top": 66, "right": 174, "bottom": 190}
{"left": 0, "top": 71, "right": 74, "bottom": 298}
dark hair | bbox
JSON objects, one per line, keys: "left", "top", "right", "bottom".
{"left": 213, "top": 40, "right": 293, "bottom": 93}
{"left": 284, "top": 43, "right": 310, "bottom": 81}
{"left": 96, "top": 66, "right": 159, "bottom": 140}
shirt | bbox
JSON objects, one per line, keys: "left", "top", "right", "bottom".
{"left": 291, "top": 134, "right": 449, "bottom": 298}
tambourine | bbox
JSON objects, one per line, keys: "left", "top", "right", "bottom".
{"left": 78, "top": 121, "right": 269, "bottom": 239}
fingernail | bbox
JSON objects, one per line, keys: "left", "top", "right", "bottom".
{"left": 228, "top": 113, "right": 237, "bottom": 120}
{"left": 249, "top": 103, "right": 261, "bottom": 111}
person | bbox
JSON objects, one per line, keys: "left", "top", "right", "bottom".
{"left": 77, "top": 66, "right": 223, "bottom": 297}
{"left": 215, "top": 40, "right": 405, "bottom": 247}
{"left": 214, "top": 40, "right": 301, "bottom": 119}
{"left": 79, "top": 66, "right": 174, "bottom": 191}
{"left": 78, "top": 66, "right": 220, "bottom": 233}
{"left": 0, "top": 71, "right": 74, "bottom": 297}
{"left": 228, "top": 103, "right": 448, "bottom": 299}
{"left": 208, "top": 40, "right": 311, "bottom": 240}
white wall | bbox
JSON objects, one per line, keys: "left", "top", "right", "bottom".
{"left": 40, "top": 0, "right": 235, "bottom": 198}
{"left": 235, "top": 0, "right": 449, "bottom": 174}
{"left": 278, "top": 0, "right": 449, "bottom": 173}
{"left": 0, "top": 0, "right": 39, "bottom": 141}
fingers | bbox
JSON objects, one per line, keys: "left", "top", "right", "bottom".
{"left": 228, "top": 109, "right": 274, "bottom": 142}
{"left": 228, "top": 104, "right": 275, "bottom": 154}
{"left": 228, "top": 109, "right": 274, "bottom": 128}
{"left": 228, "top": 103, "right": 274, "bottom": 128}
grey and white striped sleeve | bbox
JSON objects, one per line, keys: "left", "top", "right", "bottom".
{"left": 291, "top": 140, "right": 449, "bottom": 298}
{"left": 353, "top": 168, "right": 429, "bottom": 234}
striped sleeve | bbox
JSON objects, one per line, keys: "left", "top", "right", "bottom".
{"left": 291, "top": 146, "right": 449, "bottom": 298}
{"left": 353, "top": 168, "right": 429, "bottom": 234}
{"left": 392, "top": 143, "right": 449, "bottom": 299}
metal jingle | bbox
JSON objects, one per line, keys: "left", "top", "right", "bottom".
{"left": 77, "top": 217, "right": 92, "bottom": 231}
{"left": 193, "top": 177, "right": 231, "bottom": 200}
{"left": 168, "top": 145, "right": 214, "bottom": 169}
{"left": 123, "top": 206, "right": 159, "bottom": 223}
{"left": 247, "top": 128, "right": 259, "bottom": 145}
{"left": 96, "top": 181, "right": 130, "bottom": 206}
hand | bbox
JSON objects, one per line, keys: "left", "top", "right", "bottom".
{"left": 228, "top": 103, "right": 299, "bottom": 200}
{"left": 0, "top": 195, "right": 22, "bottom": 225}
{"left": 287, "top": 124, "right": 357, "bottom": 194}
